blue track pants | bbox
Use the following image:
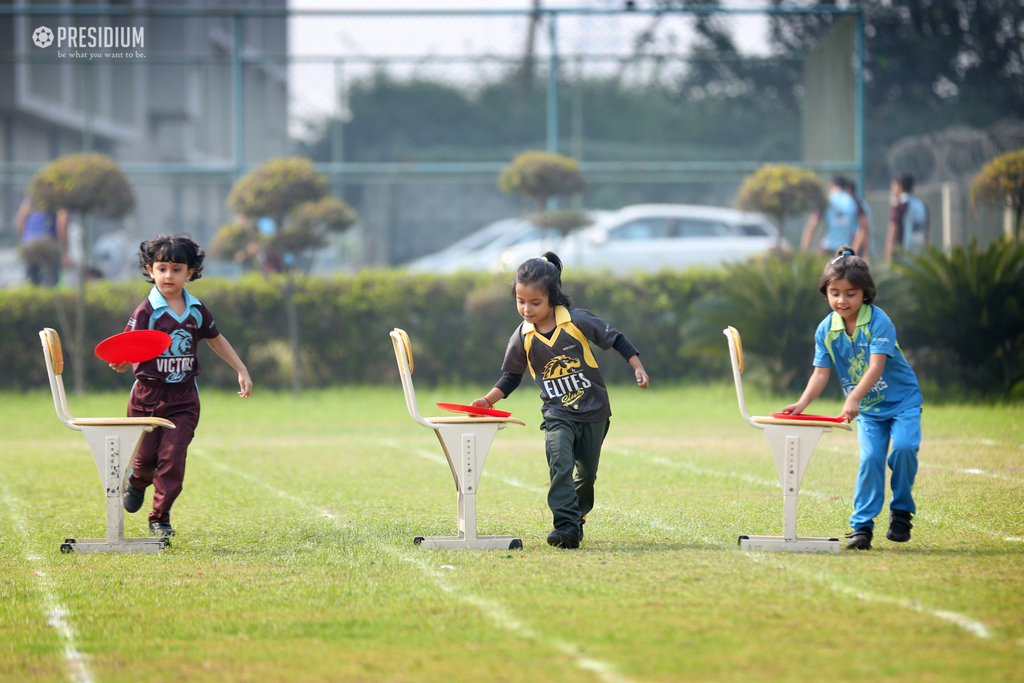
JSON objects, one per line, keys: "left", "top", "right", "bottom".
{"left": 850, "top": 406, "right": 921, "bottom": 530}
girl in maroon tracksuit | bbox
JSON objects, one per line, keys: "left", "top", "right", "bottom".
{"left": 110, "top": 235, "right": 252, "bottom": 537}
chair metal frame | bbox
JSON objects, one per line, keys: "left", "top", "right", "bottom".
{"left": 390, "top": 328, "right": 526, "bottom": 550}
{"left": 724, "top": 326, "right": 851, "bottom": 554}
{"left": 39, "top": 328, "right": 175, "bottom": 553}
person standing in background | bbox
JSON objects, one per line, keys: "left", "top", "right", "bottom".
{"left": 801, "top": 176, "right": 860, "bottom": 255}
{"left": 16, "top": 194, "right": 68, "bottom": 286}
{"left": 885, "top": 174, "right": 930, "bottom": 263}
{"left": 842, "top": 178, "right": 873, "bottom": 261}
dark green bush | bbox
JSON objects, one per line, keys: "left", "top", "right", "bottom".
{"left": 1, "top": 269, "right": 720, "bottom": 392}
{"left": 3, "top": 258, "right": 1019, "bottom": 401}
{"left": 892, "top": 240, "right": 1024, "bottom": 398}
{"left": 682, "top": 254, "right": 830, "bottom": 393}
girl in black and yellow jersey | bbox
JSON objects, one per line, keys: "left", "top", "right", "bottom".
{"left": 472, "top": 252, "right": 649, "bottom": 549}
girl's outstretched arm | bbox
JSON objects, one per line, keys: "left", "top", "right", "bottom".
{"left": 782, "top": 366, "right": 830, "bottom": 415}
{"left": 206, "top": 334, "right": 252, "bottom": 398}
{"left": 471, "top": 388, "right": 505, "bottom": 409}
{"left": 628, "top": 354, "right": 649, "bottom": 388}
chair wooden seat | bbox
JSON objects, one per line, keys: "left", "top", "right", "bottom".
{"left": 424, "top": 416, "right": 527, "bottom": 426}
{"left": 70, "top": 417, "right": 176, "bottom": 428}
{"left": 751, "top": 416, "right": 852, "bottom": 430}
{"left": 39, "top": 328, "right": 174, "bottom": 554}
{"left": 724, "top": 326, "right": 848, "bottom": 554}
{"left": 390, "top": 328, "right": 525, "bottom": 550}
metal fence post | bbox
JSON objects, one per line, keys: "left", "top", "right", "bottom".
{"left": 232, "top": 12, "right": 245, "bottom": 181}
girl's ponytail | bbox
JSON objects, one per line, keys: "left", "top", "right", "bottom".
{"left": 512, "top": 251, "right": 572, "bottom": 308}
{"left": 542, "top": 251, "right": 563, "bottom": 274}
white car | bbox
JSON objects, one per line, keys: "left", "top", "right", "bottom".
{"left": 492, "top": 204, "right": 786, "bottom": 274}
{"left": 406, "top": 212, "right": 608, "bottom": 273}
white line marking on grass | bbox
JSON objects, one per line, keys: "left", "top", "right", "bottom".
{"left": 612, "top": 453, "right": 1002, "bottom": 642}
{"left": 0, "top": 488, "right": 94, "bottom": 683}
{"left": 919, "top": 464, "right": 1023, "bottom": 486}
{"left": 640, "top": 452, "right": 838, "bottom": 500}
{"left": 197, "top": 452, "right": 637, "bottom": 682}
{"left": 637, "top": 450, "right": 1020, "bottom": 543}
{"left": 401, "top": 554, "right": 636, "bottom": 683}
{"left": 826, "top": 578, "right": 991, "bottom": 639}
{"left": 962, "top": 523, "right": 1024, "bottom": 543}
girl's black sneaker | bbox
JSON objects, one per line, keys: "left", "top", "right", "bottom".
{"left": 845, "top": 528, "right": 872, "bottom": 550}
{"left": 149, "top": 520, "right": 175, "bottom": 537}
{"left": 546, "top": 524, "right": 581, "bottom": 549}
{"left": 886, "top": 510, "right": 913, "bottom": 542}
{"left": 123, "top": 485, "right": 145, "bottom": 513}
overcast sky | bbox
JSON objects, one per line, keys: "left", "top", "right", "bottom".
{"left": 286, "top": 1, "right": 769, "bottom": 136}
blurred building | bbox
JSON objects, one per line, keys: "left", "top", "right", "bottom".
{"left": 0, "top": 1, "right": 288, "bottom": 278}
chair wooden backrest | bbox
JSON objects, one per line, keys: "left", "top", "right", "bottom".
{"left": 389, "top": 327, "right": 524, "bottom": 429}
{"left": 41, "top": 327, "right": 80, "bottom": 430}
{"left": 39, "top": 328, "right": 174, "bottom": 431}
{"left": 390, "top": 327, "right": 434, "bottom": 428}
{"left": 723, "top": 326, "right": 851, "bottom": 431}
{"left": 724, "top": 326, "right": 760, "bottom": 429}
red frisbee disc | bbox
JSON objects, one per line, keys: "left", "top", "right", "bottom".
{"left": 437, "top": 402, "right": 513, "bottom": 418}
{"left": 95, "top": 330, "right": 173, "bottom": 364}
{"left": 770, "top": 412, "right": 846, "bottom": 423}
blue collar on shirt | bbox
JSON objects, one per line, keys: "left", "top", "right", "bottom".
{"left": 148, "top": 286, "right": 201, "bottom": 322}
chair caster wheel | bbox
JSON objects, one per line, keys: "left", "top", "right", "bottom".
{"left": 509, "top": 539, "right": 523, "bottom": 550}
{"left": 413, "top": 536, "right": 424, "bottom": 545}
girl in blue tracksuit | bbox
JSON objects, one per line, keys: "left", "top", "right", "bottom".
{"left": 783, "top": 245, "right": 922, "bottom": 550}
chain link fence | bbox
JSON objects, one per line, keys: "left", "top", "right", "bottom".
{"left": 10, "top": 5, "right": 1008, "bottom": 286}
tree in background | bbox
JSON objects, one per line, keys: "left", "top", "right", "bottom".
{"left": 971, "top": 147, "right": 1024, "bottom": 241}
{"left": 768, "top": 0, "right": 1024, "bottom": 182}
{"left": 213, "top": 157, "right": 357, "bottom": 393}
{"left": 498, "top": 150, "right": 588, "bottom": 238}
{"left": 734, "top": 164, "right": 826, "bottom": 250}
{"left": 291, "top": 1, "right": 1023, "bottom": 194}
{"left": 30, "top": 153, "right": 136, "bottom": 394}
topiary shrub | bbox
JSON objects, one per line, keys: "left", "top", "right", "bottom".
{"left": 970, "top": 147, "right": 1024, "bottom": 241}
{"left": 498, "top": 150, "right": 587, "bottom": 214}
{"left": 735, "top": 164, "right": 827, "bottom": 247}
{"left": 226, "top": 157, "right": 327, "bottom": 224}
{"left": 29, "top": 153, "right": 135, "bottom": 218}
{"left": 217, "top": 158, "right": 358, "bottom": 393}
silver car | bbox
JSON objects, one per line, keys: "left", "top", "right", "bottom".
{"left": 406, "top": 212, "right": 609, "bottom": 273}
{"left": 492, "top": 204, "right": 786, "bottom": 274}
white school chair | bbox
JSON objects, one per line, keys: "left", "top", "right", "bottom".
{"left": 724, "top": 326, "right": 851, "bottom": 553}
{"left": 39, "top": 328, "right": 175, "bottom": 553}
{"left": 390, "top": 328, "right": 526, "bottom": 550}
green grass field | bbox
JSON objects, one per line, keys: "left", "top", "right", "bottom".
{"left": 1, "top": 384, "right": 1021, "bottom": 682}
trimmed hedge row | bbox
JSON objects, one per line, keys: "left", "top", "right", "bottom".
{"left": 0, "top": 269, "right": 725, "bottom": 392}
